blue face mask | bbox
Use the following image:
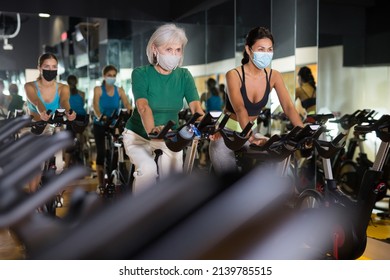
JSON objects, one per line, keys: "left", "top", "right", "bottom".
{"left": 105, "top": 77, "right": 116, "bottom": 85}
{"left": 251, "top": 50, "right": 273, "bottom": 69}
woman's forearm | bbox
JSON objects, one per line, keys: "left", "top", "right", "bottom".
{"left": 139, "top": 105, "right": 155, "bottom": 133}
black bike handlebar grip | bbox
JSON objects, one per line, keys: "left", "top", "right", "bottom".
{"left": 196, "top": 112, "right": 220, "bottom": 133}
{"left": 356, "top": 109, "right": 370, "bottom": 123}
{"left": 218, "top": 113, "right": 230, "bottom": 129}
{"left": 333, "top": 132, "right": 347, "bottom": 145}
{"left": 323, "top": 113, "right": 335, "bottom": 120}
{"left": 148, "top": 120, "right": 176, "bottom": 139}
{"left": 239, "top": 122, "right": 254, "bottom": 137}
{"left": 306, "top": 113, "right": 335, "bottom": 125}
{"left": 290, "top": 125, "right": 311, "bottom": 141}
{"left": 220, "top": 123, "right": 252, "bottom": 151}
{"left": 313, "top": 139, "right": 343, "bottom": 159}
{"left": 185, "top": 112, "right": 202, "bottom": 125}
{"left": 352, "top": 109, "right": 361, "bottom": 116}
{"left": 366, "top": 110, "right": 376, "bottom": 118}
{"left": 354, "top": 114, "right": 388, "bottom": 133}
{"left": 98, "top": 114, "right": 105, "bottom": 122}
{"left": 312, "top": 125, "right": 328, "bottom": 139}
{"left": 284, "top": 126, "right": 303, "bottom": 139}
{"left": 355, "top": 115, "right": 390, "bottom": 142}
{"left": 157, "top": 120, "right": 175, "bottom": 138}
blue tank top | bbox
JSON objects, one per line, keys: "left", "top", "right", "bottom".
{"left": 206, "top": 95, "right": 223, "bottom": 113}
{"left": 69, "top": 92, "right": 86, "bottom": 115}
{"left": 225, "top": 66, "right": 272, "bottom": 117}
{"left": 27, "top": 81, "right": 60, "bottom": 113}
{"left": 94, "top": 85, "right": 120, "bottom": 123}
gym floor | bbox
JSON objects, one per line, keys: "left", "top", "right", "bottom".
{"left": 0, "top": 172, "right": 389, "bottom": 260}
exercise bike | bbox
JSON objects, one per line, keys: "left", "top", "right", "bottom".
{"left": 30, "top": 109, "right": 83, "bottom": 215}
{"left": 295, "top": 114, "right": 390, "bottom": 259}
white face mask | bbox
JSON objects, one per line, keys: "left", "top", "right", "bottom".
{"left": 156, "top": 52, "right": 181, "bottom": 71}
{"left": 105, "top": 77, "right": 116, "bottom": 85}
{"left": 251, "top": 49, "right": 273, "bottom": 69}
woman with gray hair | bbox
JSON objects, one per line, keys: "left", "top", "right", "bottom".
{"left": 122, "top": 23, "right": 203, "bottom": 194}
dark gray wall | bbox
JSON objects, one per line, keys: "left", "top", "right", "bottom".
{"left": 319, "top": 0, "right": 390, "bottom": 66}
{"left": 271, "top": 0, "right": 295, "bottom": 59}
{"left": 296, "top": 0, "right": 318, "bottom": 48}
{"left": 236, "top": 0, "right": 271, "bottom": 53}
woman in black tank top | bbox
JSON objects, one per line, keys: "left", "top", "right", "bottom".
{"left": 295, "top": 66, "right": 316, "bottom": 116}
{"left": 209, "top": 27, "right": 303, "bottom": 175}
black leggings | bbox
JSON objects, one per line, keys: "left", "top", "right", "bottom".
{"left": 93, "top": 123, "right": 106, "bottom": 166}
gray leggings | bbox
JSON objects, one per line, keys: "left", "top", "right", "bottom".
{"left": 209, "top": 137, "right": 251, "bottom": 175}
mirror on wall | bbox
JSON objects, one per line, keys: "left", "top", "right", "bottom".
{"left": 318, "top": 0, "right": 390, "bottom": 162}
{"left": 0, "top": 0, "right": 309, "bottom": 121}
{"left": 2, "top": 0, "right": 390, "bottom": 118}
{"left": 318, "top": 0, "right": 390, "bottom": 117}
{"left": 294, "top": 0, "right": 319, "bottom": 191}
{"left": 295, "top": 0, "right": 318, "bottom": 118}
{"left": 268, "top": 0, "right": 296, "bottom": 135}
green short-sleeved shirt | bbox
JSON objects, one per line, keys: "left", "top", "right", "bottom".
{"left": 125, "top": 65, "right": 200, "bottom": 139}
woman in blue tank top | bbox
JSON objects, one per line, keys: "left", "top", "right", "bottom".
{"left": 209, "top": 27, "right": 304, "bottom": 175}
{"left": 25, "top": 53, "right": 76, "bottom": 122}
{"left": 92, "top": 65, "right": 133, "bottom": 190}
{"left": 24, "top": 53, "right": 76, "bottom": 194}
{"left": 64, "top": 74, "right": 88, "bottom": 169}
{"left": 67, "top": 74, "right": 87, "bottom": 116}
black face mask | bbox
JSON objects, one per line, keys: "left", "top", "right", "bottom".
{"left": 42, "top": 69, "right": 57, "bottom": 82}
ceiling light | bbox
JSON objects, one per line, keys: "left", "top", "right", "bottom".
{"left": 39, "top": 13, "right": 51, "bottom": 18}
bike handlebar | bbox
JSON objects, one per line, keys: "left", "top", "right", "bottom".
{"left": 313, "top": 132, "right": 346, "bottom": 159}
{"left": 248, "top": 125, "right": 326, "bottom": 160}
{"left": 330, "top": 109, "right": 374, "bottom": 130}
{"left": 164, "top": 112, "right": 202, "bottom": 152}
{"left": 31, "top": 109, "right": 74, "bottom": 135}
{"left": 305, "top": 113, "right": 335, "bottom": 125}
{"left": 219, "top": 121, "right": 255, "bottom": 151}
{"left": 354, "top": 114, "right": 390, "bottom": 142}
{"left": 147, "top": 112, "right": 203, "bottom": 152}
{"left": 148, "top": 120, "right": 176, "bottom": 140}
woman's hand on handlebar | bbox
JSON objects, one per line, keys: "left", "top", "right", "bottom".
{"left": 39, "top": 110, "right": 51, "bottom": 122}
{"left": 209, "top": 131, "right": 222, "bottom": 141}
{"left": 66, "top": 110, "right": 77, "bottom": 121}
{"left": 249, "top": 133, "right": 269, "bottom": 146}
{"left": 149, "top": 125, "right": 166, "bottom": 141}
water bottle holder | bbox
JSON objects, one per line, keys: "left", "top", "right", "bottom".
{"left": 166, "top": 137, "right": 192, "bottom": 152}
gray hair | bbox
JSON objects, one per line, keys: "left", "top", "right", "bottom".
{"left": 146, "top": 23, "right": 188, "bottom": 66}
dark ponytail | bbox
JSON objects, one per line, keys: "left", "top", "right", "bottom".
{"left": 298, "top": 66, "right": 316, "bottom": 90}
{"left": 67, "top": 75, "right": 78, "bottom": 95}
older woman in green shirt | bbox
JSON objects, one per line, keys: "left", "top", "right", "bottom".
{"left": 123, "top": 23, "right": 204, "bottom": 194}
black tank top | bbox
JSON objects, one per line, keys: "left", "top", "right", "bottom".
{"left": 299, "top": 87, "right": 316, "bottom": 110}
{"left": 225, "top": 65, "right": 272, "bottom": 117}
